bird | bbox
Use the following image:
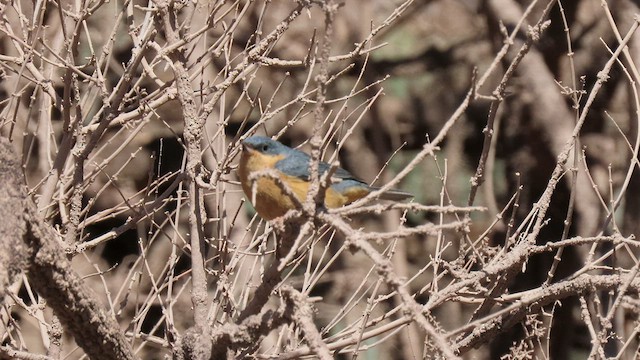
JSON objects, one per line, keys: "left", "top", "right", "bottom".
{"left": 237, "top": 136, "right": 412, "bottom": 220}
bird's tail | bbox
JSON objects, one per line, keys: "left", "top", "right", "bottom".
{"left": 376, "top": 187, "right": 413, "bottom": 201}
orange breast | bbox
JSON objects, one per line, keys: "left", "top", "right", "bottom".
{"left": 238, "top": 149, "right": 294, "bottom": 220}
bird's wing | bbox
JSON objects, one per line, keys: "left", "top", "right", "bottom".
{"left": 274, "top": 149, "right": 359, "bottom": 183}
{"left": 274, "top": 149, "right": 413, "bottom": 201}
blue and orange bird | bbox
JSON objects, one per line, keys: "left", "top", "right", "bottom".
{"left": 238, "top": 136, "right": 412, "bottom": 220}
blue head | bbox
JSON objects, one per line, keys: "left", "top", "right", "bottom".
{"left": 242, "top": 136, "right": 291, "bottom": 156}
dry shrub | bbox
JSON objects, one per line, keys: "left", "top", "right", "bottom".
{"left": 1, "top": 0, "right": 640, "bottom": 359}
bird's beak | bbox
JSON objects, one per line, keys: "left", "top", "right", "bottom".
{"left": 241, "top": 142, "right": 255, "bottom": 153}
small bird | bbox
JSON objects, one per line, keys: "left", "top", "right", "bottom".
{"left": 238, "top": 136, "right": 412, "bottom": 220}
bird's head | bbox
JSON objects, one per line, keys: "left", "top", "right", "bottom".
{"left": 242, "top": 136, "right": 289, "bottom": 156}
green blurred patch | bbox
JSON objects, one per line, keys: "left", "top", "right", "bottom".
{"left": 373, "top": 28, "right": 420, "bottom": 61}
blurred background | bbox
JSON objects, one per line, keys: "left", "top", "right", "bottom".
{"left": 2, "top": 0, "right": 640, "bottom": 358}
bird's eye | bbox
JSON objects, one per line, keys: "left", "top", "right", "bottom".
{"left": 261, "top": 144, "right": 269, "bottom": 152}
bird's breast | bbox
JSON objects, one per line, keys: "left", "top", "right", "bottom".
{"left": 238, "top": 150, "right": 295, "bottom": 219}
